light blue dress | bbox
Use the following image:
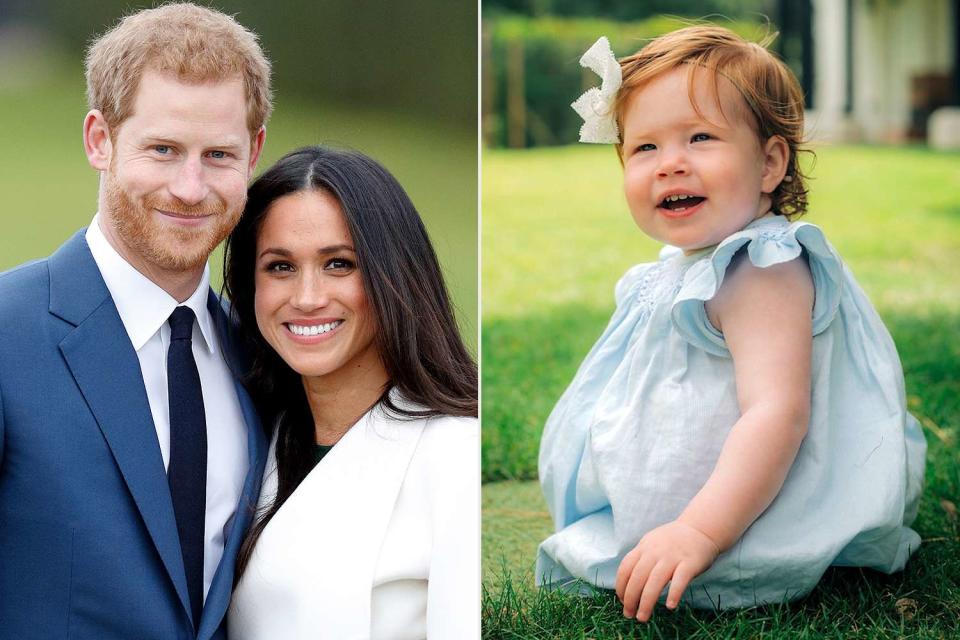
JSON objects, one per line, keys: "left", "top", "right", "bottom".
{"left": 537, "top": 214, "right": 926, "bottom": 609}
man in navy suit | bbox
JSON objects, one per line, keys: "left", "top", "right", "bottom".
{"left": 0, "top": 4, "right": 271, "bottom": 638}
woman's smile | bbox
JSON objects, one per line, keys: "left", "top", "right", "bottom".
{"left": 284, "top": 319, "right": 346, "bottom": 341}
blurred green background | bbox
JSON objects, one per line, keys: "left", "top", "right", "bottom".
{"left": 0, "top": 0, "right": 477, "bottom": 351}
{"left": 480, "top": 1, "right": 960, "bottom": 637}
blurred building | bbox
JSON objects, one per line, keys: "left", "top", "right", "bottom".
{"left": 809, "top": 0, "right": 958, "bottom": 143}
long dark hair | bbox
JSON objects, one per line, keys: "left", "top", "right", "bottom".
{"left": 224, "top": 146, "right": 477, "bottom": 582}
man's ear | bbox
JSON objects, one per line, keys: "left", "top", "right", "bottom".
{"left": 760, "top": 135, "right": 790, "bottom": 194}
{"left": 84, "top": 110, "right": 112, "bottom": 171}
{"left": 248, "top": 125, "right": 266, "bottom": 176}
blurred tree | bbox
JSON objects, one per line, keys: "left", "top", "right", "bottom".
{"left": 483, "top": 15, "right": 775, "bottom": 148}
{"left": 483, "top": 0, "right": 774, "bottom": 20}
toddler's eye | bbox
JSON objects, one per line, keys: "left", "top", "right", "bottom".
{"left": 637, "top": 143, "right": 656, "bottom": 152}
{"left": 691, "top": 133, "right": 712, "bottom": 142}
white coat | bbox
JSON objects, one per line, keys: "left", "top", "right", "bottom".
{"left": 227, "top": 401, "right": 480, "bottom": 639}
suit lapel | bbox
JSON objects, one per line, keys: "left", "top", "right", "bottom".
{"left": 50, "top": 232, "right": 192, "bottom": 619}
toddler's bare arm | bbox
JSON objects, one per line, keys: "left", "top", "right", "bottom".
{"left": 616, "top": 252, "right": 814, "bottom": 621}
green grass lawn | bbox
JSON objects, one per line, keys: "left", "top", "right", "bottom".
{"left": 0, "top": 62, "right": 477, "bottom": 351}
{"left": 481, "top": 144, "right": 960, "bottom": 637}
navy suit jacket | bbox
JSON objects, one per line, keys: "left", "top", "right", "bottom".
{"left": 0, "top": 230, "right": 268, "bottom": 639}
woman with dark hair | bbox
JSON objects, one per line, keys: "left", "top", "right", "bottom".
{"left": 224, "top": 146, "right": 478, "bottom": 639}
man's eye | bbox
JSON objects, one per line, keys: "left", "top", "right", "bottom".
{"left": 209, "top": 150, "right": 227, "bottom": 159}
{"left": 155, "top": 145, "right": 171, "bottom": 154}
{"left": 691, "top": 133, "right": 712, "bottom": 142}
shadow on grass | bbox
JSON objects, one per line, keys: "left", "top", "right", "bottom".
{"left": 483, "top": 305, "right": 960, "bottom": 489}
{"left": 482, "top": 306, "right": 960, "bottom": 636}
{"left": 483, "top": 556, "right": 960, "bottom": 639}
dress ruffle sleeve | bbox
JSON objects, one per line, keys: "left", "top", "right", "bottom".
{"left": 671, "top": 219, "right": 845, "bottom": 356}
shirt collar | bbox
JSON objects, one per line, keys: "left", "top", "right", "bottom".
{"left": 86, "top": 213, "right": 217, "bottom": 354}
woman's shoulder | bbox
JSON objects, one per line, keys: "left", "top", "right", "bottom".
{"left": 388, "top": 409, "right": 478, "bottom": 503}
{"left": 378, "top": 391, "right": 478, "bottom": 445}
{"left": 403, "top": 410, "right": 478, "bottom": 471}
{"left": 424, "top": 413, "right": 479, "bottom": 430}
{"left": 419, "top": 414, "right": 479, "bottom": 456}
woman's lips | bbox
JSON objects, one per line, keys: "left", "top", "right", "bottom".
{"left": 284, "top": 319, "right": 344, "bottom": 343}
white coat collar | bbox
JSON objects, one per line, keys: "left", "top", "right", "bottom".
{"left": 231, "top": 396, "right": 427, "bottom": 639}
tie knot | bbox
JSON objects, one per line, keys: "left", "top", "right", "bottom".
{"left": 169, "top": 306, "right": 196, "bottom": 342}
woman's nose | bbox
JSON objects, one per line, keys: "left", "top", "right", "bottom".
{"left": 290, "top": 274, "right": 330, "bottom": 311}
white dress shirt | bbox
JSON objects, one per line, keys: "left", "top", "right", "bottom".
{"left": 86, "top": 214, "right": 249, "bottom": 600}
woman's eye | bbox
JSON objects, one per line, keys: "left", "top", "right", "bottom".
{"left": 265, "top": 261, "right": 294, "bottom": 273}
{"left": 325, "top": 258, "right": 355, "bottom": 271}
{"left": 691, "top": 133, "right": 712, "bottom": 142}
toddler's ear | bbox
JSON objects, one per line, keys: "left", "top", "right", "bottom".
{"left": 760, "top": 135, "right": 790, "bottom": 194}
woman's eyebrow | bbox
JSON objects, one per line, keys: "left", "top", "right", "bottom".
{"left": 258, "top": 247, "right": 291, "bottom": 259}
{"left": 315, "top": 244, "right": 356, "bottom": 254}
{"left": 257, "top": 244, "right": 356, "bottom": 260}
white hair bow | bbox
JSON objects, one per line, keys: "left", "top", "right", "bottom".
{"left": 571, "top": 36, "right": 622, "bottom": 144}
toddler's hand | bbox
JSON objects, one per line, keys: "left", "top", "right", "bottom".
{"left": 614, "top": 519, "right": 720, "bottom": 622}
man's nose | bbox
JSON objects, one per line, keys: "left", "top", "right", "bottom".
{"left": 168, "top": 157, "right": 210, "bottom": 206}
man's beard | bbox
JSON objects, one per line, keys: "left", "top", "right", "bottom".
{"left": 102, "top": 171, "right": 243, "bottom": 272}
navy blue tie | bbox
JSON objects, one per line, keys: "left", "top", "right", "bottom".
{"left": 167, "top": 306, "right": 207, "bottom": 631}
